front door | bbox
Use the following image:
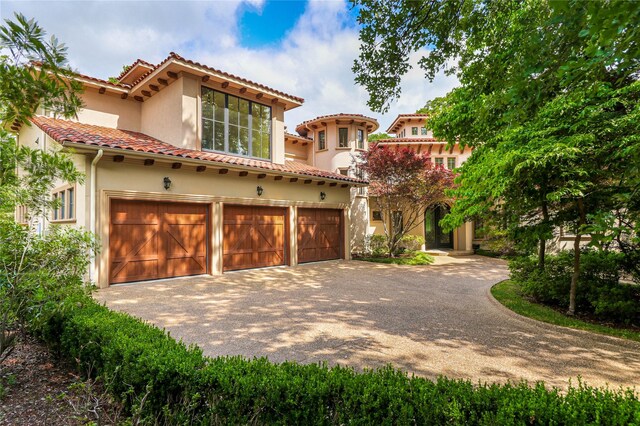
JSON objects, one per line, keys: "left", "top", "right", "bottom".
{"left": 425, "top": 205, "right": 454, "bottom": 249}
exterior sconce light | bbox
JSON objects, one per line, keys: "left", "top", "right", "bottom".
{"left": 257, "top": 185, "right": 264, "bottom": 196}
{"left": 163, "top": 177, "right": 172, "bottom": 190}
{"left": 320, "top": 191, "right": 326, "bottom": 201}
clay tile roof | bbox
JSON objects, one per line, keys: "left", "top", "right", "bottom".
{"left": 72, "top": 71, "right": 131, "bottom": 89}
{"left": 385, "top": 113, "right": 429, "bottom": 133}
{"left": 128, "top": 52, "right": 304, "bottom": 104}
{"left": 295, "top": 113, "right": 380, "bottom": 135}
{"left": 116, "top": 59, "right": 155, "bottom": 80}
{"left": 284, "top": 132, "right": 313, "bottom": 142}
{"left": 30, "top": 116, "right": 365, "bottom": 184}
{"left": 374, "top": 137, "right": 443, "bottom": 143}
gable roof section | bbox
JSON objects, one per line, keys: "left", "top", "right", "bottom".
{"left": 30, "top": 116, "right": 366, "bottom": 184}
{"left": 385, "top": 113, "right": 429, "bottom": 134}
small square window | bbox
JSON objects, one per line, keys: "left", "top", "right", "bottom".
{"left": 51, "top": 187, "right": 76, "bottom": 222}
{"left": 412, "top": 127, "right": 418, "bottom": 135}
{"left": 339, "top": 168, "right": 350, "bottom": 176}
{"left": 372, "top": 211, "right": 382, "bottom": 221}
{"left": 421, "top": 127, "right": 427, "bottom": 135}
{"left": 434, "top": 157, "right": 444, "bottom": 166}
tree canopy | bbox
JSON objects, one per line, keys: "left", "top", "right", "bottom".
{"left": 353, "top": 0, "right": 640, "bottom": 314}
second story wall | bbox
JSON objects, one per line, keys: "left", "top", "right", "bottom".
{"left": 141, "top": 74, "right": 198, "bottom": 150}
{"left": 77, "top": 89, "right": 141, "bottom": 132}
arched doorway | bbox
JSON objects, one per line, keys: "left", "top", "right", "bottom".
{"left": 425, "top": 205, "right": 454, "bottom": 249}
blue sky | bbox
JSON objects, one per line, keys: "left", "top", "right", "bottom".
{"left": 0, "top": 0, "right": 457, "bottom": 131}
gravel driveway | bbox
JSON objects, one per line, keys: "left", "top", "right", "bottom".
{"left": 96, "top": 256, "right": 640, "bottom": 390}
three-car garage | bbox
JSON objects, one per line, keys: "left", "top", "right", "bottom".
{"left": 109, "top": 200, "right": 345, "bottom": 284}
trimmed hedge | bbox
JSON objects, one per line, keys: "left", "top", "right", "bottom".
{"left": 38, "top": 296, "right": 640, "bottom": 425}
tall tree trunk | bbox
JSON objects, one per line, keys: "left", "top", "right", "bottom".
{"left": 568, "top": 198, "right": 586, "bottom": 316}
{"left": 538, "top": 199, "right": 549, "bottom": 270}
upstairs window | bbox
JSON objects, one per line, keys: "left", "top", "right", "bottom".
{"left": 421, "top": 127, "right": 427, "bottom": 135}
{"left": 201, "top": 87, "right": 271, "bottom": 160}
{"left": 412, "top": 127, "right": 418, "bottom": 135}
{"left": 318, "top": 130, "right": 326, "bottom": 150}
{"left": 338, "top": 127, "right": 349, "bottom": 148}
{"left": 447, "top": 157, "right": 456, "bottom": 169}
{"left": 434, "top": 157, "right": 444, "bottom": 167}
{"left": 357, "top": 129, "right": 364, "bottom": 150}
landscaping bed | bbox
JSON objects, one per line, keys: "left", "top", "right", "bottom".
{"left": 492, "top": 280, "right": 640, "bottom": 342}
{"left": 354, "top": 251, "right": 434, "bottom": 265}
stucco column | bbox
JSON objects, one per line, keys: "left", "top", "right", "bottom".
{"left": 289, "top": 206, "right": 298, "bottom": 266}
{"left": 210, "top": 201, "right": 223, "bottom": 275}
{"left": 465, "top": 221, "right": 474, "bottom": 252}
{"left": 344, "top": 207, "right": 352, "bottom": 260}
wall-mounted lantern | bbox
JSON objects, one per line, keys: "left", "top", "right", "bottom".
{"left": 163, "top": 177, "right": 172, "bottom": 190}
{"left": 257, "top": 185, "right": 264, "bottom": 196}
{"left": 320, "top": 191, "right": 326, "bottom": 201}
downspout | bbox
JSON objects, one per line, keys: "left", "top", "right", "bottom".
{"left": 89, "top": 149, "right": 103, "bottom": 282}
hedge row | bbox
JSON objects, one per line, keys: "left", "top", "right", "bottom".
{"left": 39, "top": 296, "right": 640, "bottom": 425}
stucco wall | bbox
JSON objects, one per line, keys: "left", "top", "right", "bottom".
{"left": 308, "top": 121, "right": 368, "bottom": 173}
{"left": 141, "top": 77, "right": 189, "bottom": 148}
{"left": 78, "top": 89, "right": 141, "bottom": 132}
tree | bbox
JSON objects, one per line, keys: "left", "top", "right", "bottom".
{"left": 0, "top": 15, "right": 92, "bottom": 364}
{"left": 0, "top": 12, "right": 82, "bottom": 127}
{"left": 353, "top": 0, "right": 640, "bottom": 315}
{"left": 358, "top": 144, "right": 454, "bottom": 255}
{"left": 368, "top": 132, "right": 392, "bottom": 141}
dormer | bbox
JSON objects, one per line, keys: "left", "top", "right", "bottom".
{"left": 117, "top": 59, "right": 155, "bottom": 86}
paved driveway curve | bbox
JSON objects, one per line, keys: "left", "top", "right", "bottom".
{"left": 97, "top": 256, "right": 640, "bottom": 390}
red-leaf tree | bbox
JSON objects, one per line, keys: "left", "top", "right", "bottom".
{"left": 358, "top": 144, "right": 455, "bottom": 255}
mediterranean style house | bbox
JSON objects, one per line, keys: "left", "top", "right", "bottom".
{"left": 16, "top": 52, "right": 377, "bottom": 288}
{"left": 369, "top": 114, "right": 477, "bottom": 253}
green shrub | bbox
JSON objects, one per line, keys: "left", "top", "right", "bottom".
{"left": 29, "top": 293, "right": 640, "bottom": 424}
{"left": 509, "top": 250, "right": 640, "bottom": 324}
{"left": 398, "top": 234, "right": 425, "bottom": 252}
{"left": 365, "top": 234, "right": 388, "bottom": 256}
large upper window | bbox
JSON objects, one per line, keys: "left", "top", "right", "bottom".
{"left": 338, "top": 127, "right": 349, "bottom": 148}
{"left": 201, "top": 87, "right": 271, "bottom": 160}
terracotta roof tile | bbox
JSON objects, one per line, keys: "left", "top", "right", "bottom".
{"left": 30, "top": 116, "right": 365, "bottom": 184}
{"left": 374, "top": 137, "right": 442, "bottom": 143}
{"left": 295, "top": 113, "right": 379, "bottom": 136}
{"left": 116, "top": 59, "right": 155, "bottom": 80}
{"left": 128, "top": 52, "right": 304, "bottom": 104}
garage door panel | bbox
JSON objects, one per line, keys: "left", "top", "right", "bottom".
{"left": 297, "top": 208, "right": 342, "bottom": 263}
{"left": 110, "top": 200, "right": 208, "bottom": 284}
{"left": 223, "top": 205, "right": 286, "bottom": 271}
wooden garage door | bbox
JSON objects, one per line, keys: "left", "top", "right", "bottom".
{"left": 223, "top": 205, "right": 286, "bottom": 271}
{"left": 297, "top": 208, "right": 343, "bottom": 263}
{"left": 110, "top": 200, "right": 208, "bottom": 284}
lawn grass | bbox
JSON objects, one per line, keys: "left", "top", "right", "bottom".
{"left": 491, "top": 280, "right": 640, "bottom": 343}
{"left": 356, "top": 251, "right": 434, "bottom": 265}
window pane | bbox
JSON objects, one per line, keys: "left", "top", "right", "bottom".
{"left": 239, "top": 127, "right": 249, "bottom": 156}
{"left": 339, "top": 128, "right": 348, "bottom": 147}
{"left": 421, "top": 127, "right": 427, "bottom": 135}
{"left": 214, "top": 121, "right": 225, "bottom": 151}
{"left": 60, "top": 191, "right": 65, "bottom": 219}
{"left": 53, "top": 193, "right": 58, "bottom": 220}
{"left": 202, "top": 119, "right": 213, "bottom": 150}
{"left": 252, "top": 105, "right": 261, "bottom": 130}
{"left": 239, "top": 99, "right": 249, "bottom": 128}
{"left": 412, "top": 127, "right": 418, "bottom": 135}
{"left": 435, "top": 157, "right": 444, "bottom": 166}
{"left": 319, "top": 130, "right": 325, "bottom": 150}
{"left": 202, "top": 88, "right": 214, "bottom": 119}
{"left": 260, "top": 132, "right": 270, "bottom": 159}
{"left": 68, "top": 188, "right": 74, "bottom": 219}
{"left": 228, "top": 96, "right": 239, "bottom": 125}
{"left": 262, "top": 106, "right": 271, "bottom": 131}
{"left": 229, "top": 124, "right": 239, "bottom": 153}
{"left": 357, "top": 129, "right": 364, "bottom": 149}
{"left": 447, "top": 157, "right": 456, "bottom": 169}
{"left": 214, "top": 91, "right": 225, "bottom": 122}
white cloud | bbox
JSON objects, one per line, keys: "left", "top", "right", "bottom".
{"left": 1, "top": 0, "right": 458, "bottom": 132}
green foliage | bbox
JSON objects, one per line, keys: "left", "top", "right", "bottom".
{"left": 398, "top": 234, "right": 425, "bottom": 252}
{"left": 509, "top": 250, "right": 640, "bottom": 324}
{"left": 492, "top": 280, "right": 640, "bottom": 342}
{"left": 365, "top": 233, "right": 388, "bottom": 256}
{"left": 29, "top": 294, "right": 640, "bottom": 424}
{"left": 367, "top": 132, "right": 391, "bottom": 141}
{"left": 0, "top": 13, "right": 83, "bottom": 126}
{"left": 358, "top": 251, "right": 434, "bottom": 266}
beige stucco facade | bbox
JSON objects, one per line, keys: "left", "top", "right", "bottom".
{"left": 19, "top": 54, "right": 363, "bottom": 287}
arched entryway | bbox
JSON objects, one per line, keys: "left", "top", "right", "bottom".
{"left": 425, "top": 205, "right": 453, "bottom": 249}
